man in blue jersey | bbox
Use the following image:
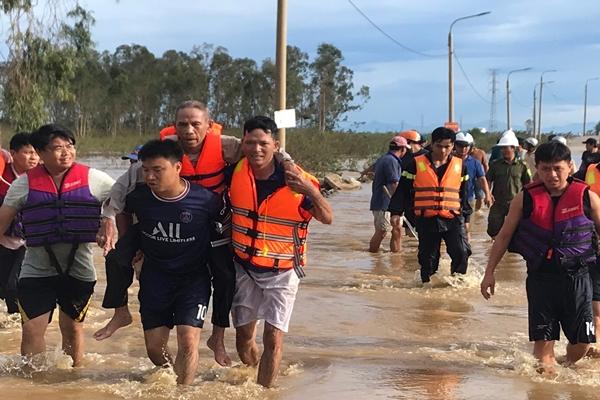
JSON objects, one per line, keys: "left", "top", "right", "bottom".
{"left": 121, "top": 139, "right": 221, "bottom": 385}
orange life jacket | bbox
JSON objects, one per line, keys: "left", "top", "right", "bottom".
{"left": 178, "top": 131, "right": 227, "bottom": 194}
{"left": 413, "top": 154, "right": 463, "bottom": 219}
{"left": 585, "top": 163, "right": 600, "bottom": 195}
{"left": 229, "top": 158, "right": 316, "bottom": 274}
{"left": 159, "top": 123, "right": 227, "bottom": 193}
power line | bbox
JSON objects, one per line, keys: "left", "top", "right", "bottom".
{"left": 346, "top": 0, "right": 444, "bottom": 58}
{"left": 453, "top": 50, "right": 491, "bottom": 104}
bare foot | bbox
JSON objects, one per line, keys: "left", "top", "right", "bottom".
{"left": 207, "top": 331, "right": 232, "bottom": 367}
{"left": 93, "top": 307, "right": 133, "bottom": 341}
{"left": 586, "top": 346, "right": 600, "bottom": 358}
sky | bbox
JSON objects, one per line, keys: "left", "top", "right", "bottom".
{"left": 25, "top": 0, "right": 600, "bottom": 132}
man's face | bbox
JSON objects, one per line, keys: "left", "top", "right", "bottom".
{"left": 586, "top": 143, "right": 596, "bottom": 152}
{"left": 408, "top": 141, "right": 421, "bottom": 153}
{"left": 11, "top": 144, "right": 39, "bottom": 172}
{"left": 536, "top": 160, "right": 570, "bottom": 191}
{"left": 501, "top": 146, "right": 515, "bottom": 160}
{"left": 175, "top": 107, "right": 209, "bottom": 153}
{"left": 40, "top": 136, "right": 75, "bottom": 172}
{"left": 142, "top": 157, "right": 182, "bottom": 194}
{"left": 432, "top": 139, "right": 454, "bottom": 159}
{"left": 242, "top": 128, "right": 279, "bottom": 169}
{"left": 454, "top": 142, "right": 470, "bottom": 159}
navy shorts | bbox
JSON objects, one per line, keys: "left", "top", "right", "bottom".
{"left": 527, "top": 270, "right": 595, "bottom": 344}
{"left": 18, "top": 275, "right": 95, "bottom": 323}
{"left": 138, "top": 266, "right": 211, "bottom": 331}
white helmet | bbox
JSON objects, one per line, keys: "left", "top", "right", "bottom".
{"left": 552, "top": 136, "right": 567, "bottom": 145}
{"left": 524, "top": 137, "right": 538, "bottom": 147}
{"left": 455, "top": 131, "right": 474, "bottom": 145}
{"left": 497, "top": 132, "right": 519, "bottom": 147}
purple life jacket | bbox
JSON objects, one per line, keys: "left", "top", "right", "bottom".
{"left": 509, "top": 179, "right": 596, "bottom": 271}
{"left": 21, "top": 163, "right": 101, "bottom": 247}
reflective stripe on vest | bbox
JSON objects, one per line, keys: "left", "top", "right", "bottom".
{"left": 413, "top": 155, "right": 463, "bottom": 218}
{"left": 21, "top": 164, "right": 101, "bottom": 247}
{"left": 229, "top": 158, "right": 315, "bottom": 272}
{"left": 179, "top": 131, "right": 227, "bottom": 194}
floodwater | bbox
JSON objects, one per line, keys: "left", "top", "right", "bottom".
{"left": 1, "top": 155, "right": 600, "bottom": 399}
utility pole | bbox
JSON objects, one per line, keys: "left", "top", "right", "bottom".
{"left": 583, "top": 77, "right": 599, "bottom": 136}
{"left": 275, "top": 0, "right": 287, "bottom": 150}
{"left": 532, "top": 86, "right": 537, "bottom": 138}
{"left": 537, "top": 70, "right": 556, "bottom": 137}
{"left": 489, "top": 69, "right": 497, "bottom": 132}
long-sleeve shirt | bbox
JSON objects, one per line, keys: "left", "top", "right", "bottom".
{"left": 486, "top": 157, "right": 531, "bottom": 205}
{"left": 388, "top": 153, "right": 470, "bottom": 233}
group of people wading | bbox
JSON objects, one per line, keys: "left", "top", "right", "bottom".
{"left": 369, "top": 127, "right": 600, "bottom": 372}
{"left": 0, "top": 101, "right": 332, "bottom": 387}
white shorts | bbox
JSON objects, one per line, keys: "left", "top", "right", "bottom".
{"left": 231, "top": 261, "right": 300, "bottom": 333}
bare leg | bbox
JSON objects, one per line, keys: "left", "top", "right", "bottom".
{"left": 390, "top": 216, "right": 402, "bottom": 253}
{"left": 565, "top": 343, "right": 590, "bottom": 365}
{"left": 144, "top": 326, "right": 173, "bottom": 366}
{"left": 21, "top": 311, "right": 51, "bottom": 359}
{"left": 174, "top": 325, "right": 201, "bottom": 385}
{"left": 207, "top": 325, "right": 231, "bottom": 366}
{"left": 58, "top": 310, "right": 85, "bottom": 367}
{"left": 369, "top": 230, "right": 387, "bottom": 253}
{"left": 236, "top": 321, "right": 259, "bottom": 366}
{"left": 257, "top": 323, "right": 284, "bottom": 388}
{"left": 533, "top": 340, "right": 556, "bottom": 374}
{"left": 93, "top": 306, "right": 133, "bottom": 341}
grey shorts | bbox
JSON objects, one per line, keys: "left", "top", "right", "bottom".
{"left": 231, "top": 262, "right": 300, "bottom": 333}
{"left": 372, "top": 211, "right": 403, "bottom": 232}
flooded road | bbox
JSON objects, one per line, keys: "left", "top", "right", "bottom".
{"left": 1, "top": 155, "right": 600, "bottom": 399}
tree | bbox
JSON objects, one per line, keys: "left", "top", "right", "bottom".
{"left": 594, "top": 121, "right": 600, "bottom": 135}
{"left": 308, "top": 43, "right": 369, "bottom": 131}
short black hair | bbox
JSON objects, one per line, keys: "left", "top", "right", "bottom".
{"left": 534, "top": 141, "right": 571, "bottom": 165}
{"left": 30, "top": 124, "right": 76, "bottom": 152}
{"left": 9, "top": 132, "right": 32, "bottom": 151}
{"left": 431, "top": 127, "right": 456, "bottom": 144}
{"left": 243, "top": 116, "right": 279, "bottom": 140}
{"left": 138, "top": 139, "right": 183, "bottom": 163}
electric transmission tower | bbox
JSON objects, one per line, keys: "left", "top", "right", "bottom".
{"left": 489, "top": 69, "right": 498, "bottom": 132}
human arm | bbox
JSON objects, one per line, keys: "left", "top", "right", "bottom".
{"left": 478, "top": 176, "right": 492, "bottom": 207}
{"left": 0, "top": 205, "right": 18, "bottom": 241}
{"left": 480, "top": 191, "right": 524, "bottom": 299}
{"left": 588, "top": 190, "right": 600, "bottom": 235}
{"left": 521, "top": 163, "right": 532, "bottom": 185}
{"left": 286, "top": 169, "right": 333, "bottom": 224}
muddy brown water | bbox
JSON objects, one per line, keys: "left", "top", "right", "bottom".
{"left": 1, "top": 155, "right": 599, "bottom": 399}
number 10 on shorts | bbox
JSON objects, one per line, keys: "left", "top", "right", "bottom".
{"left": 196, "top": 304, "right": 208, "bottom": 321}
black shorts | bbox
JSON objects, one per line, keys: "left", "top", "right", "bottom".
{"left": 138, "top": 266, "right": 211, "bottom": 331}
{"left": 17, "top": 275, "right": 95, "bottom": 323}
{"left": 591, "top": 266, "right": 600, "bottom": 301}
{"left": 527, "top": 270, "right": 595, "bottom": 344}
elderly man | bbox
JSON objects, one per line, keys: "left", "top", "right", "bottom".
{"left": 230, "top": 116, "right": 332, "bottom": 388}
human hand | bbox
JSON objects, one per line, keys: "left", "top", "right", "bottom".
{"left": 97, "top": 218, "right": 117, "bottom": 256}
{"left": 286, "top": 169, "right": 317, "bottom": 196}
{"left": 480, "top": 272, "right": 496, "bottom": 300}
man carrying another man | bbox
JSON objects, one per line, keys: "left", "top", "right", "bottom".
{"left": 230, "top": 116, "right": 332, "bottom": 387}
